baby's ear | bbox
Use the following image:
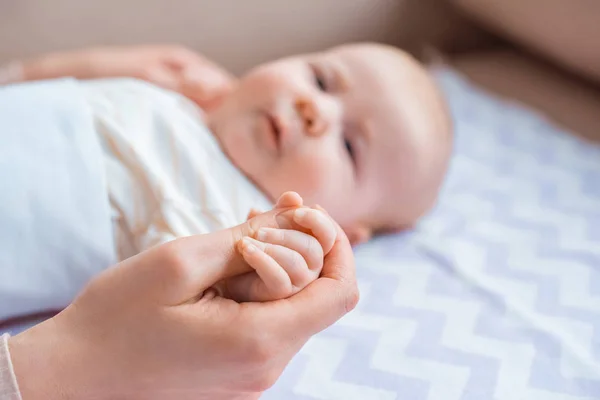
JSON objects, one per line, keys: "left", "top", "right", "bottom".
{"left": 344, "top": 225, "right": 372, "bottom": 246}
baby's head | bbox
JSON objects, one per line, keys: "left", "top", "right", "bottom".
{"left": 208, "top": 43, "right": 452, "bottom": 244}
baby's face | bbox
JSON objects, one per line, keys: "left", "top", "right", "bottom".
{"left": 208, "top": 44, "right": 451, "bottom": 242}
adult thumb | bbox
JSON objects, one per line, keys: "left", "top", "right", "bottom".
{"left": 113, "top": 231, "right": 253, "bottom": 306}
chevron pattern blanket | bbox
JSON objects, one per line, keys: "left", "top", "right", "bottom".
{"left": 264, "top": 68, "right": 600, "bottom": 400}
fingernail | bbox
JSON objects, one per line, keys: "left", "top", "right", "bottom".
{"left": 294, "top": 209, "right": 307, "bottom": 221}
{"left": 243, "top": 238, "right": 257, "bottom": 253}
{"left": 315, "top": 204, "right": 328, "bottom": 214}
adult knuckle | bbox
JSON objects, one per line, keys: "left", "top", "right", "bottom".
{"left": 248, "top": 368, "right": 281, "bottom": 392}
{"left": 247, "top": 335, "right": 277, "bottom": 365}
{"left": 253, "top": 343, "right": 276, "bottom": 366}
{"left": 158, "top": 240, "right": 190, "bottom": 281}
{"left": 239, "top": 323, "right": 278, "bottom": 364}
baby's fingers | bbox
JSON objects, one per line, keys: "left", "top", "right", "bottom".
{"left": 293, "top": 208, "right": 337, "bottom": 255}
{"left": 276, "top": 191, "right": 303, "bottom": 209}
{"left": 243, "top": 237, "right": 314, "bottom": 290}
{"left": 255, "top": 228, "right": 323, "bottom": 272}
{"left": 238, "top": 237, "right": 292, "bottom": 300}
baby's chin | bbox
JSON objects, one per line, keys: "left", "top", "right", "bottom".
{"left": 213, "top": 133, "right": 280, "bottom": 206}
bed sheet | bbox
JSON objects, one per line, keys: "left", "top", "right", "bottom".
{"left": 264, "top": 67, "right": 600, "bottom": 400}
{"left": 1, "top": 68, "right": 598, "bottom": 399}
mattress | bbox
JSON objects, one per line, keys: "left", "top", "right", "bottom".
{"left": 263, "top": 67, "right": 600, "bottom": 400}
{"left": 1, "top": 68, "right": 598, "bottom": 399}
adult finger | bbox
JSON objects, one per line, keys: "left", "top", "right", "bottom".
{"left": 116, "top": 229, "right": 253, "bottom": 306}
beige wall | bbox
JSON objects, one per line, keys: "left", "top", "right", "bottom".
{"left": 451, "top": 0, "right": 600, "bottom": 84}
{"left": 0, "top": 0, "right": 489, "bottom": 74}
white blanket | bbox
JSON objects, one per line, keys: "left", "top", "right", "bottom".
{"left": 0, "top": 79, "right": 116, "bottom": 322}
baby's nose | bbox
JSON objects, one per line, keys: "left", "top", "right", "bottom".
{"left": 295, "top": 98, "right": 327, "bottom": 137}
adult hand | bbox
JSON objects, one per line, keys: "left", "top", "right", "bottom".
{"left": 8, "top": 215, "right": 358, "bottom": 400}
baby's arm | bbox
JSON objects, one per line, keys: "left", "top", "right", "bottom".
{"left": 0, "top": 45, "right": 234, "bottom": 109}
{"left": 224, "top": 195, "right": 338, "bottom": 302}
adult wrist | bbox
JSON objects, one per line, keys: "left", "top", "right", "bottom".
{"left": 8, "top": 319, "right": 84, "bottom": 400}
{"left": 0, "top": 333, "right": 22, "bottom": 400}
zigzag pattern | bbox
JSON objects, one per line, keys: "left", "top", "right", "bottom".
{"left": 264, "top": 69, "right": 600, "bottom": 399}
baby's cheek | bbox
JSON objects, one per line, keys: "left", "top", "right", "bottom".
{"left": 241, "top": 65, "right": 296, "bottom": 99}
{"left": 294, "top": 159, "right": 361, "bottom": 226}
{"left": 288, "top": 157, "right": 338, "bottom": 201}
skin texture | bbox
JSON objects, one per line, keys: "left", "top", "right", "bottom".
{"left": 208, "top": 43, "right": 453, "bottom": 243}
{"left": 9, "top": 196, "right": 358, "bottom": 400}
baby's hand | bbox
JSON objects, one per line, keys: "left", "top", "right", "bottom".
{"left": 224, "top": 192, "right": 337, "bottom": 302}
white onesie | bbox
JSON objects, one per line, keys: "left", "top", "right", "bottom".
{"left": 0, "top": 77, "right": 271, "bottom": 329}
{"left": 79, "top": 78, "right": 273, "bottom": 260}
{"left": 0, "top": 78, "right": 276, "bottom": 392}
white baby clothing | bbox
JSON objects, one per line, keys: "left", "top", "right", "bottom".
{"left": 0, "top": 77, "right": 272, "bottom": 328}
{"left": 80, "top": 78, "right": 273, "bottom": 260}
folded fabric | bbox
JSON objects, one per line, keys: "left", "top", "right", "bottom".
{"left": 0, "top": 79, "right": 116, "bottom": 323}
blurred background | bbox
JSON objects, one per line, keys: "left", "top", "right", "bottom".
{"left": 2, "top": 0, "right": 598, "bottom": 140}
{"left": 1, "top": 3, "right": 600, "bottom": 399}
{"left": 0, "top": 0, "right": 493, "bottom": 74}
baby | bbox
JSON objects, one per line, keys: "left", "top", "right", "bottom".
{"left": 2, "top": 42, "right": 452, "bottom": 304}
